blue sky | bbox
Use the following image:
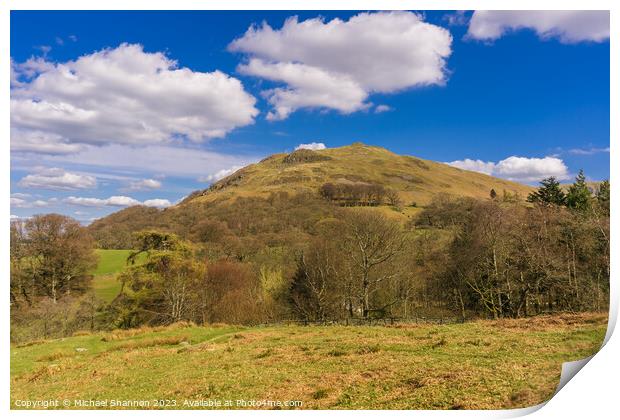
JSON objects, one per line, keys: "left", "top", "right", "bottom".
{"left": 10, "top": 10, "right": 610, "bottom": 222}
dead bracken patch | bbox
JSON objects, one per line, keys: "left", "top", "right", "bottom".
{"left": 15, "top": 339, "right": 49, "bottom": 348}
{"left": 356, "top": 345, "right": 380, "bottom": 354}
{"left": 26, "top": 364, "right": 62, "bottom": 383}
{"left": 312, "top": 389, "right": 329, "bottom": 399}
{"left": 484, "top": 312, "right": 608, "bottom": 331}
{"left": 106, "top": 336, "right": 189, "bottom": 352}
{"left": 102, "top": 322, "right": 195, "bottom": 342}
{"left": 36, "top": 351, "right": 73, "bottom": 362}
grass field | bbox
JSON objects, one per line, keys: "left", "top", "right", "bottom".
{"left": 91, "top": 250, "right": 144, "bottom": 303}
{"left": 10, "top": 312, "right": 607, "bottom": 410}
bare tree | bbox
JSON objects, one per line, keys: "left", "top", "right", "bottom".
{"left": 340, "top": 210, "right": 405, "bottom": 318}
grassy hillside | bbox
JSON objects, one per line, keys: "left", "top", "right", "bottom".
{"left": 189, "top": 143, "right": 533, "bottom": 207}
{"left": 88, "top": 143, "right": 533, "bottom": 249}
{"left": 91, "top": 250, "right": 144, "bottom": 303}
{"left": 11, "top": 313, "right": 606, "bottom": 410}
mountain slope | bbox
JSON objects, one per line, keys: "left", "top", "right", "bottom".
{"left": 89, "top": 143, "right": 533, "bottom": 248}
{"left": 184, "top": 142, "right": 532, "bottom": 206}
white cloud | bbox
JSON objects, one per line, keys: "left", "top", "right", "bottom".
{"left": 142, "top": 199, "right": 172, "bottom": 208}
{"left": 444, "top": 11, "right": 468, "bottom": 27}
{"left": 64, "top": 195, "right": 139, "bottom": 207}
{"left": 18, "top": 144, "right": 259, "bottom": 179}
{"left": 32, "top": 200, "right": 50, "bottom": 207}
{"left": 10, "top": 197, "right": 50, "bottom": 208}
{"left": 230, "top": 12, "right": 452, "bottom": 119}
{"left": 374, "top": 105, "right": 393, "bottom": 114}
{"left": 448, "top": 158, "right": 496, "bottom": 175}
{"left": 11, "top": 129, "right": 86, "bottom": 155}
{"left": 198, "top": 165, "right": 244, "bottom": 183}
{"left": 242, "top": 58, "right": 368, "bottom": 120}
{"left": 467, "top": 11, "right": 609, "bottom": 43}
{"left": 11, "top": 57, "right": 56, "bottom": 86}
{"left": 11, "top": 43, "right": 258, "bottom": 152}
{"left": 295, "top": 142, "right": 326, "bottom": 151}
{"left": 18, "top": 167, "right": 97, "bottom": 190}
{"left": 64, "top": 195, "right": 172, "bottom": 208}
{"left": 568, "top": 146, "right": 610, "bottom": 155}
{"left": 126, "top": 178, "right": 162, "bottom": 191}
{"left": 448, "top": 156, "right": 569, "bottom": 183}
{"left": 10, "top": 197, "right": 28, "bottom": 208}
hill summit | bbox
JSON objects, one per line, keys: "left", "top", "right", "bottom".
{"left": 183, "top": 142, "right": 532, "bottom": 207}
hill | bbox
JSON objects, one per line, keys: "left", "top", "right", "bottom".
{"left": 184, "top": 143, "right": 532, "bottom": 206}
{"left": 88, "top": 143, "right": 532, "bottom": 248}
{"left": 10, "top": 312, "right": 606, "bottom": 410}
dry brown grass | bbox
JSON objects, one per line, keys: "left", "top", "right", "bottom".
{"left": 101, "top": 322, "right": 195, "bottom": 342}
{"left": 106, "top": 336, "right": 189, "bottom": 352}
{"left": 483, "top": 312, "right": 608, "bottom": 331}
{"left": 10, "top": 313, "right": 607, "bottom": 410}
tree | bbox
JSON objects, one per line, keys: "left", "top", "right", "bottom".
{"left": 116, "top": 231, "right": 204, "bottom": 326}
{"left": 596, "top": 180, "right": 610, "bottom": 216}
{"left": 24, "top": 214, "right": 97, "bottom": 303}
{"left": 386, "top": 189, "right": 403, "bottom": 208}
{"left": 289, "top": 239, "right": 341, "bottom": 321}
{"left": 10, "top": 220, "right": 29, "bottom": 307}
{"left": 566, "top": 170, "right": 592, "bottom": 211}
{"left": 201, "top": 259, "right": 261, "bottom": 324}
{"left": 340, "top": 210, "right": 405, "bottom": 318}
{"left": 527, "top": 177, "right": 566, "bottom": 206}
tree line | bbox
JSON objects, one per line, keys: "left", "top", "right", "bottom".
{"left": 319, "top": 182, "right": 402, "bottom": 207}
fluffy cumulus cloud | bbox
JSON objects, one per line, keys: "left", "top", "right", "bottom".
{"left": 448, "top": 156, "right": 569, "bottom": 183}
{"left": 447, "top": 158, "right": 496, "bottom": 175}
{"left": 467, "top": 11, "right": 610, "bottom": 43}
{"left": 198, "top": 165, "right": 244, "bottom": 183}
{"left": 142, "top": 199, "right": 173, "bottom": 208}
{"left": 229, "top": 12, "right": 452, "bottom": 120}
{"left": 295, "top": 142, "right": 326, "bottom": 151}
{"left": 10, "top": 43, "right": 259, "bottom": 153}
{"left": 64, "top": 195, "right": 171, "bottom": 208}
{"left": 18, "top": 167, "right": 97, "bottom": 190}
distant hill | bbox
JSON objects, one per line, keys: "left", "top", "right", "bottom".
{"left": 560, "top": 181, "right": 603, "bottom": 193}
{"left": 183, "top": 143, "right": 532, "bottom": 206}
{"left": 88, "top": 143, "right": 533, "bottom": 248}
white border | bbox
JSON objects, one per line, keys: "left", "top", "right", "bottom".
{"left": 2, "top": 1, "right": 616, "bottom": 419}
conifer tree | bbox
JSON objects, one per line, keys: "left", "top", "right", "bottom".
{"left": 566, "top": 170, "right": 592, "bottom": 211}
{"left": 527, "top": 177, "right": 566, "bottom": 206}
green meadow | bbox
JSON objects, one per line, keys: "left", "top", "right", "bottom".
{"left": 91, "top": 249, "right": 145, "bottom": 303}
{"left": 10, "top": 312, "right": 606, "bottom": 410}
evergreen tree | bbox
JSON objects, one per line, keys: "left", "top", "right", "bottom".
{"left": 527, "top": 177, "right": 566, "bottom": 206}
{"left": 596, "top": 180, "right": 610, "bottom": 216}
{"left": 566, "top": 170, "right": 592, "bottom": 211}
